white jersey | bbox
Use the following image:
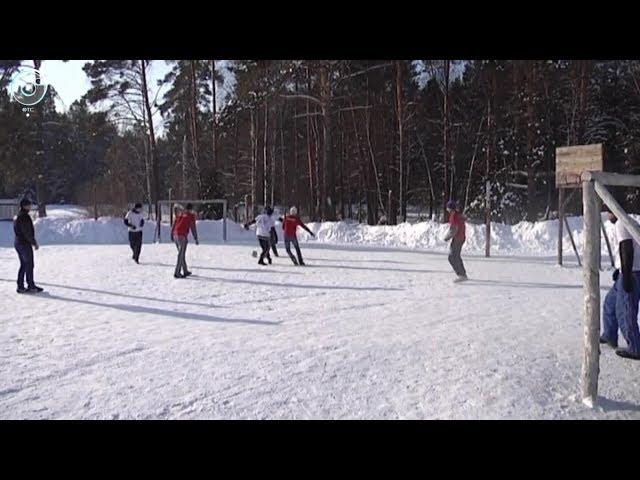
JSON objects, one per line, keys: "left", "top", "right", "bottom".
{"left": 125, "top": 210, "right": 144, "bottom": 233}
{"left": 255, "top": 214, "right": 275, "bottom": 238}
{"left": 614, "top": 219, "right": 640, "bottom": 271}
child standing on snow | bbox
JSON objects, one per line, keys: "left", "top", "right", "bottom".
{"left": 600, "top": 209, "right": 640, "bottom": 360}
{"left": 124, "top": 202, "right": 145, "bottom": 263}
{"left": 244, "top": 206, "right": 276, "bottom": 265}
{"left": 443, "top": 200, "right": 467, "bottom": 282}
{"left": 171, "top": 203, "right": 199, "bottom": 278}
{"left": 279, "top": 206, "right": 315, "bottom": 266}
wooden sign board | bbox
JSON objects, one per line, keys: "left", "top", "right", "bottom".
{"left": 555, "top": 144, "right": 603, "bottom": 188}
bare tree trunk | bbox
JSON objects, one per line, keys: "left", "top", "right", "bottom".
{"left": 140, "top": 60, "right": 159, "bottom": 227}
{"left": 233, "top": 114, "right": 239, "bottom": 201}
{"left": 280, "top": 106, "right": 286, "bottom": 211}
{"left": 417, "top": 135, "right": 436, "bottom": 218}
{"left": 442, "top": 60, "right": 450, "bottom": 222}
{"left": 263, "top": 99, "right": 268, "bottom": 206}
{"left": 293, "top": 80, "right": 299, "bottom": 210}
{"left": 181, "top": 131, "right": 189, "bottom": 198}
{"left": 312, "top": 114, "right": 321, "bottom": 219}
{"left": 271, "top": 118, "right": 276, "bottom": 206}
{"left": 396, "top": 60, "right": 405, "bottom": 223}
{"left": 306, "top": 72, "right": 315, "bottom": 219}
{"left": 319, "top": 61, "right": 336, "bottom": 221}
{"left": 211, "top": 60, "right": 217, "bottom": 174}
{"left": 189, "top": 60, "right": 201, "bottom": 196}
{"left": 250, "top": 107, "right": 257, "bottom": 214}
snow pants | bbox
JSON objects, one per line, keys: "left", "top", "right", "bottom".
{"left": 285, "top": 235, "right": 303, "bottom": 265}
{"left": 15, "top": 242, "right": 35, "bottom": 289}
{"left": 602, "top": 271, "right": 640, "bottom": 356}
{"left": 174, "top": 235, "right": 189, "bottom": 276}
{"left": 448, "top": 237, "right": 467, "bottom": 277}
{"left": 129, "top": 231, "right": 142, "bottom": 262}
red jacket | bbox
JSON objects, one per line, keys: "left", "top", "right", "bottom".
{"left": 282, "top": 214, "right": 312, "bottom": 238}
{"left": 449, "top": 211, "right": 466, "bottom": 241}
{"left": 173, "top": 211, "right": 198, "bottom": 239}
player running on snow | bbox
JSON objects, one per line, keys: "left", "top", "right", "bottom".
{"left": 600, "top": 209, "right": 640, "bottom": 360}
{"left": 279, "top": 206, "right": 315, "bottom": 266}
{"left": 13, "top": 198, "right": 43, "bottom": 294}
{"left": 171, "top": 203, "right": 199, "bottom": 278}
{"left": 443, "top": 200, "right": 468, "bottom": 283}
{"left": 244, "top": 206, "right": 276, "bottom": 265}
{"left": 124, "top": 202, "right": 145, "bottom": 263}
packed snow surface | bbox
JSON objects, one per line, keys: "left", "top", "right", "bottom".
{"left": 1, "top": 205, "right": 639, "bottom": 419}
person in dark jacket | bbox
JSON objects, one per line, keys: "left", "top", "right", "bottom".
{"left": 124, "top": 202, "right": 145, "bottom": 263}
{"left": 13, "top": 198, "right": 43, "bottom": 294}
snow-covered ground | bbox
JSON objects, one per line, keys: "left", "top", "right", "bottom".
{"left": 1, "top": 205, "right": 639, "bottom": 419}
{"left": 1, "top": 240, "right": 639, "bottom": 419}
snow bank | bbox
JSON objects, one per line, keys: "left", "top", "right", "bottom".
{"left": 306, "top": 214, "right": 638, "bottom": 256}
{"left": 1, "top": 204, "right": 638, "bottom": 257}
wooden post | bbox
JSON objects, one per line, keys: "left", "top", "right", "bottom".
{"left": 485, "top": 180, "right": 491, "bottom": 258}
{"left": 580, "top": 180, "right": 601, "bottom": 407}
{"left": 564, "top": 216, "right": 581, "bottom": 267}
{"left": 593, "top": 180, "right": 640, "bottom": 247}
{"left": 601, "top": 221, "right": 615, "bottom": 268}
{"left": 387, "top": 190, "right": 393, "bottom": 225}
{"left": 558, "top": 188, "right": 564, "bottom": 266}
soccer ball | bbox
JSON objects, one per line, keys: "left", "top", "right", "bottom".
{"left": 252, "top": 250, "right": 258, "bottom": 257}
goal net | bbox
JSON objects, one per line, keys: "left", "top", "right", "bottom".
{"left": 155, "top": 199, "right": 228, "bottom": 243}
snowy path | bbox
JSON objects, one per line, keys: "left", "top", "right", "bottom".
{"left": 1, "top": 242, "right": 639, "bottom": 419}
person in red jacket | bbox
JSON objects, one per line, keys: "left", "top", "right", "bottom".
{"left": 171, "top": 203, "right": 199, "bottom": 278}
{"left": 279, "top": 206, "right": 315, "bottom": 266}
{"left": 443, "top": 200, "right": 467, "bottom": 282}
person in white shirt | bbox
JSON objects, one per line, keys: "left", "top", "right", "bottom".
{"left": 600, "top": 208, "right": 640, "bottom": 360}
{"left": 124, "top": 203, "right": 145, "bottom": 264}
{"left": 244, "top": 206, "right": 276, "bottom": 265}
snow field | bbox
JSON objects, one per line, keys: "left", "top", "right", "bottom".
{"left": 1, "top": 240, "right": 639, "bottom": 419}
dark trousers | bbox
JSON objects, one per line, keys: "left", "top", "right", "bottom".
{"left": 448, "top": 238, "right": 466, "bottom": 277}
{"left": 129, "top": 231, "right": 143, "bottom": 262}
{"left": 271, "top": 242, "right": 279, "bottom": 257}
{"left": 174, "top": 236, "right": 189, "bottom": 276}
{"left": 258, "top": 236, "right": 271, "bottom": 263}
{"left": 285, "top": 235, "right": 304, "bottom": 265}
{"left": 15, "top": 242, "right": 35, "bottom": 288}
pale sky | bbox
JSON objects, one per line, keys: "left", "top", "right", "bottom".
{"left": 35, "top": 60, "right": 233, "bottom": 135}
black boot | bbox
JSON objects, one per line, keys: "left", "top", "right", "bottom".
{"left": 27, "top": 285, "right": 44, "bottom": 293}
{"left": 615, "top": 348, "right": 640, "bottom": 360}
{"left": 599, "top": 336, "right": 618, "bottom": 348}
{"left": 17, "top": 286, "right": 27, "bottom": 294}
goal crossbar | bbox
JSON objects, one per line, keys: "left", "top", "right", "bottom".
{"left": 156, "top": 199, "right": 228, "bottom": 243}
{"left": 580, "top": 171, "right": 640, "bottom": 407}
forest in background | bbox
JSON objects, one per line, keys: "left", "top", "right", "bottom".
{"left": 1, "top": 60, "right": 639, "bottom": 224}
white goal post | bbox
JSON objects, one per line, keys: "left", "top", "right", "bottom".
{"left": 580, "top": 171, "right": 640, "bottom": 407}
{"left": 156, "top": 199, "right": 228, "bottom": 243}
